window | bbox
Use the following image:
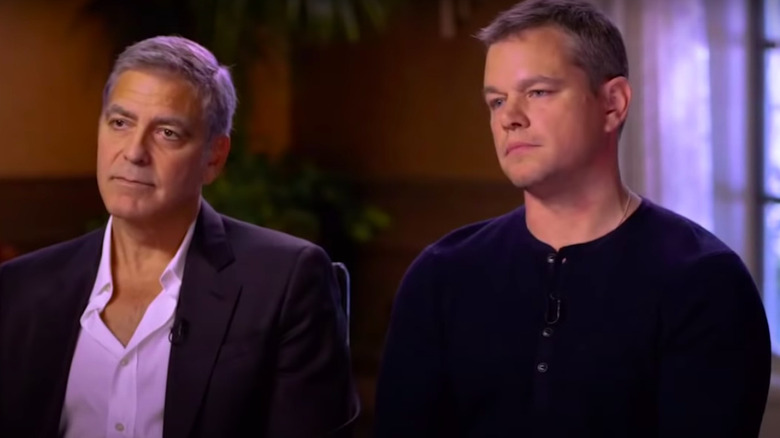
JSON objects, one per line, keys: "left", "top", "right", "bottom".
{"left": 761, "top": 0, "right": 780, "bottom": 354}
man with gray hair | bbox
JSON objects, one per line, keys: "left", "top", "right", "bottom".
{"left": 375, "top": 0, "right": 770, "bottom": 436}
{"left": 0, "top": 36, "right": 357, "bottom": 437}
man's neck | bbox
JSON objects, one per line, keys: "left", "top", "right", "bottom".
{"left": 524, "top": 171, "right": 637, "bottom": 251}
{"left": 110, "top": 202, "right": 199, "bottom": 276}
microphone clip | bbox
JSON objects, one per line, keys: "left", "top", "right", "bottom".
{"left": 169, "top": 318, "right": 188, "bottom": 346}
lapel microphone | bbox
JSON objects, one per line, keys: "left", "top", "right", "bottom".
{"left": 545, "top": 253, "right": 564, "bottom": 326}
{"left": 169, "top": 317, "right": 188, "bottom": 346}
{"left": 545, "top": 294, "right": 562, "bottom": 325}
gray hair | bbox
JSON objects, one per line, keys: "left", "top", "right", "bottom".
{"left": 102, "top": 35, "right": 237, "bottom": 141}
{"left": 476, "top": 0, "right": 628, "bottom": 92}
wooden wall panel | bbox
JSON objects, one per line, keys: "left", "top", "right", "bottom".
{"left": 0, "top": 177, "right": 104, "bottom": 252}
{"left": 291, "top": 0, "right": 518, "bottom": 182}
{"left": 0, "top": 0, "right": 110, "bottom": 178}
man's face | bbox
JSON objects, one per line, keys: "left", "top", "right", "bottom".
{"left": 96, "top": 69, "right": 226, "bottom": 223}
{"left": 483, "top": 26, "right": 609, "bottom": 191}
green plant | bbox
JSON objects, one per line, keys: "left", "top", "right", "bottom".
{"left": 204, "top": 150, "right": 390, "bottom": 247}
{"left": 80, "top": 0, "right": 393, "bottom": 63}
{"left": 76, "top": 0, "right": 394, "bottom": 253}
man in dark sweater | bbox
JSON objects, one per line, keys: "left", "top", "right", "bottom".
{"left": 374, "top": 0, "right": 772, "bottom": 437}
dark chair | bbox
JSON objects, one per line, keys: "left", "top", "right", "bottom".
{"left": 331, "top": 262, "right": 360, "bottom": 435}
{"left": 331, "top": 262, "right": 351, "bottom": 345}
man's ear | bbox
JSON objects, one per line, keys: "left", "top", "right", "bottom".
{"left": 602, "top": 76, "right": 631, "bottom": 134}
{"left": 203, "top": 135, "right": 230, "bottom": 185}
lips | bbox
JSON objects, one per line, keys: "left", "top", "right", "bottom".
{"left": 504, "top": 142, "right": 540, "bottom": 156}
{"left": 112, "top": 176, "right": 154, "bottom": 187}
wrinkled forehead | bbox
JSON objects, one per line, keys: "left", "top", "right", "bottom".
{"left": 104, "top": 70, "right": 208, "bottom": 136}
{"left": 105, "top": 67, "right": 209, "bottom": 111}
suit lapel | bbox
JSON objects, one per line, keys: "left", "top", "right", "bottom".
{"left": 164, "top": 202, "right": 241, "bottom": 438}
{"left": 38, "top": 230, "right": 103, "bottom": 436}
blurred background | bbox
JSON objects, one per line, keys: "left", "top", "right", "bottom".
{"left": 0, "top": 0, "right": 779, "bottom": 435}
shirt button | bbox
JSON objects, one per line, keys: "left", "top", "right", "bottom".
{"left": 115, "top": 423, "right": 125, "bottom": 432}
{"left": 537, "top": 362, "right": 549, "bottom": 373}
{"left": 119, "top": 358, "right": 129, "bottom": 366}
{"left": 542, "top": 327, "right": 554, "bottom": 337}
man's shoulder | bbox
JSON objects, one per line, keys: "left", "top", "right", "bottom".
{"left": 416, "top": 207, "right": 524, "bottom": 263}
{"left": 218, "top": 214, "right": 325, "bottom": 260}
{"left": 0, "top": 229, "right": 103, "bottom": 279}
{"left": 636, "top": 200, "right": 752, "bottom": 286}
{"left": 639, "top": 203, "right": 764, "bottom": 345}
{"left": 638, "top": 200, "right": 736, "bottom": 264}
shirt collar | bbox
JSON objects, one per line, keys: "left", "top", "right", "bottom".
{"left": 87, "top": 211, "right": 199, "bottom": 305}
{"left": 91, "top": 216, "right": 115, "bottom": 299}
{"left": 159, "top": 217, "right": 197, "bottom": 291}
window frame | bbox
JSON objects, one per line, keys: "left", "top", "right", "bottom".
{"left": 756, "top": 0, "right": 780, "bottom": 366}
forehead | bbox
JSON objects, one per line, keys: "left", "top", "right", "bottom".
{"left": 107, "top": 69, "right": 202, "bottom": 118}
{"left": 484, "top": 26, "right": 578, "bottom": 81}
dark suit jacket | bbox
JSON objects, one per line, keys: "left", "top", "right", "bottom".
{"left": 0, "top": 201, "right": 358, "bottom": 438}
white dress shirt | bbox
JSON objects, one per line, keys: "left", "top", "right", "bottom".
{"left": 59, "top": 216, "right": 196, "bottom": 438}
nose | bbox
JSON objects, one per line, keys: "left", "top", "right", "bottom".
{"left": 123, "top": 131, "right": 151, "bottom": 166}
{"left": 499, "top": 96, "right": 530, "bottom": 130}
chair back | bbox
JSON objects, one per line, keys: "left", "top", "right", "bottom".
{"left": 331, "top": 262, "right": 351, "bottom": 345}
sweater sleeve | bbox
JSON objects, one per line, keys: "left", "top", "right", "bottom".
{"left": 657, "top": 251, "right": 772, "bottom": 437}
{"left": 374, "top": 248, "right": 455, "bottom": 438}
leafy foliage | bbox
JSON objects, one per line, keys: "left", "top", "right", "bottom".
{"left": 79, "top": 0, "right": 394, "bottom": 63}
{"left": 204, "top": 150, "right": 390, "bottom": 246}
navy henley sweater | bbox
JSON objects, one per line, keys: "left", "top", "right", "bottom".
{"left": 375, "top": 199, "right": 771, "bottom": 437}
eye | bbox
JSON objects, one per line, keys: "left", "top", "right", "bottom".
{"left": 159, "top": 128, "right": 181, "bottom": 141}
{"left": 528, "top": 89, "right": 552, "bottom": 98}
{"left": 108, "top": 118, "right": 129, "bottom": 129}
{"left": 488, "top": 97, "right": 505, "bottom": 110}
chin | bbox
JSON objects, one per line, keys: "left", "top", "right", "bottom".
{"left": 103, "top": 198, "right": 159, "bottom": 223}
{"left": 508, "top": 178, "right": 538, "bottom": 190}
{"left": 502, "top": 168, "right": 541, "bottom": 189}
{"left": 501, "top": 158, "right": 556, "bottom": 189}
